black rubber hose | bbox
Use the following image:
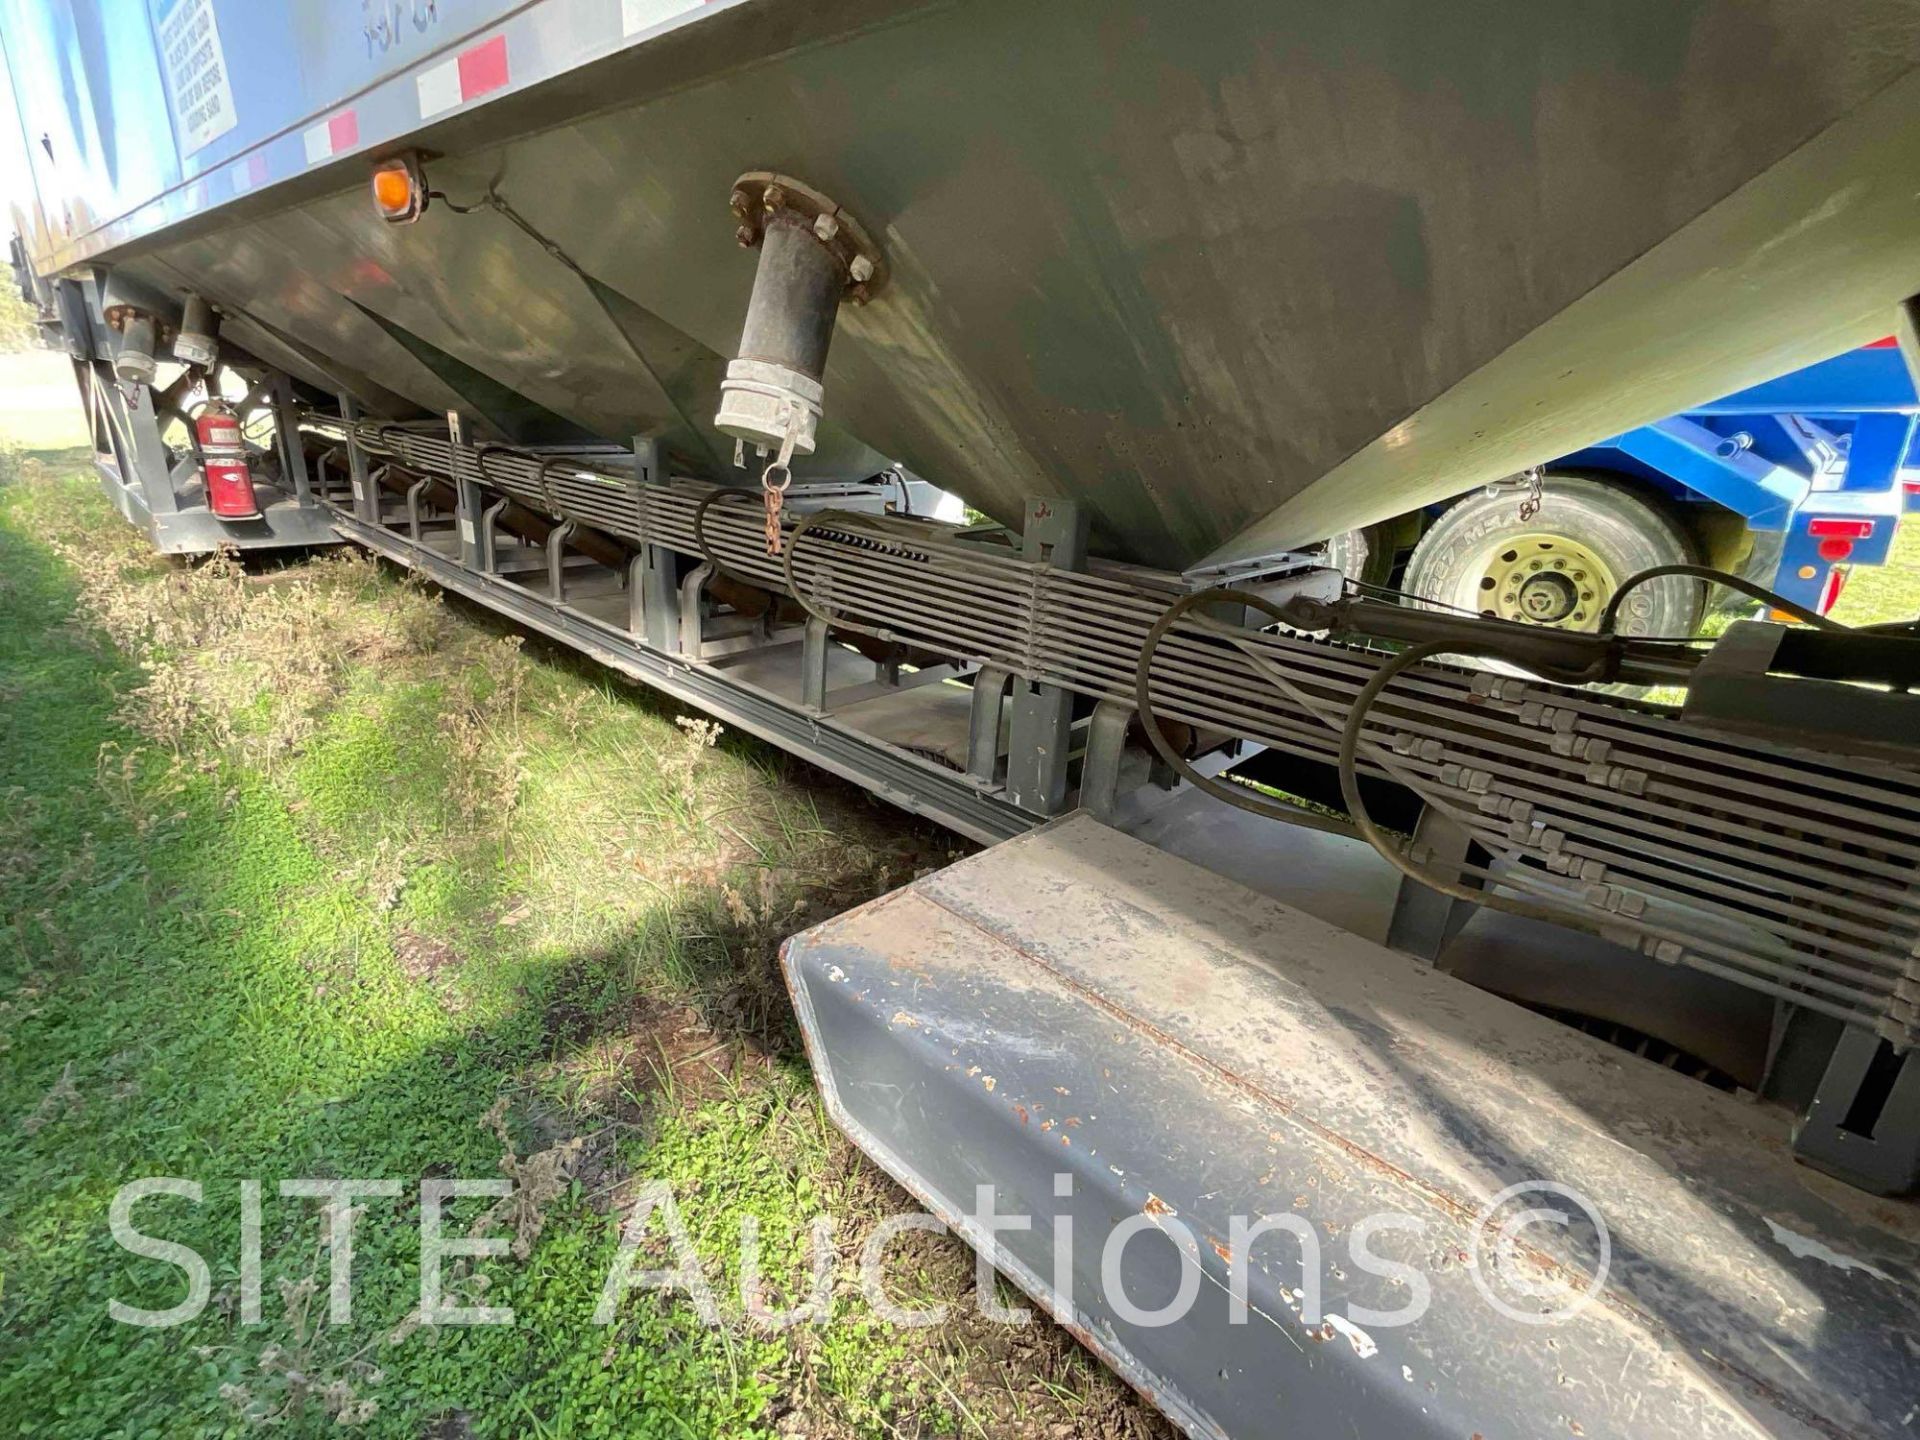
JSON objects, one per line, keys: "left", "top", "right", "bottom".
{"left": 779, "top": 508, "right": 905, "bottom": 645}
{"left": 1132, "top": 590, "right": 1656, "bottom": 936}
{"left": 1599, "top": 562, "right": 1845, "bottom": 634}
{"left": 1132, "top": 587, "right": 1356, "bottom": 832}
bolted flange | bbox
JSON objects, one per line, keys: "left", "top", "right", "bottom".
{"left": 726, "top": 171, "right": 885, "bottom": 304}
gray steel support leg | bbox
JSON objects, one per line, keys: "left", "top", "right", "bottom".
{"left": 1006, "top": 680, "right": 1075, "bottom": 814}
{"left": 967, "top": 665, "right": 1012, "bottom": 784}
{"left": 116, "top": 371, "right": 178, "bottom": 516}
{"left": 1386, "top": 807, "right": 1480, "bottom": 964}
{"left": 1079, "top": 699, "right": 1135, "bottom": 822}
{"left": 268, "top": 374, "right": 311, "bottom": 504}
{"left": 640, "top": 545, "right": 680, "bottom": 653}
{"left": 479, "top": 497, "right": 510, "bottom": 574}
{"left": 625, "top": 434, "right": 673, "bottom": 647}
{"left": 547, "top": 520, "right": 578, "bottom": 603}
{"left": 1794, "top": 1030, "right": 1920, "bottom": 1197}
{"left": 453, "top": 479, "right": 484, "bottom": 568}
{"left": 406, "top": 475, "right": 434, "bottom": 543}
{"left": 631, "top": 434, "right": 660, "bottom": 492}
{"left": 679, "top": 562, "right": 714, "bottom": 658}
{"left": 1005, "top": 498, "right": 1088, "bottom": 815}
{"left": 802, "top": 614, "right": 831, "bottom": 712}
{"left": 446, "top": 411, "right": 484, "bottom": 567}
{"left": 339, "top": 391, "right": 374, "bottom": 519}
{"left": 627, "top": 552, "right": 650, "bottom": 636}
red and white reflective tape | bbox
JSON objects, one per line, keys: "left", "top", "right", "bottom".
{"left": 621, "top": 0, "right": 705, "bottom": 37}
{"left": 230, "top": 150, "right": 270, "bottom": 195}
{"left": 417, "top": 34, "right": 511, "bottom": 120}
{"left": 302, "top": 110, "right": 360, "bottom": 166}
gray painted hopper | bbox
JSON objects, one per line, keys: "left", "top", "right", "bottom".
{"left": 12, "top": 0, "right": 1920, "bottom": 567}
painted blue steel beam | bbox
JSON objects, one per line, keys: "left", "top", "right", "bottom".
{"left": 1689, "top": 343, "right": 1918, "bottom": 416}
{"left": 1605, "top": 416, "right": 1809, "bottom": 528}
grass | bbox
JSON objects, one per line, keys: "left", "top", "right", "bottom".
{"left": 1829, "top": 519, "right": 1920, "bottom": 627}
{"left": 0, "top": 350, "right": 90, "bottom": 454}
{"left": 0, "top": 452, "right": 1167, "bottom": 1440}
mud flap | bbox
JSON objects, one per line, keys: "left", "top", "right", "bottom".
{"left": 781, "top": 815, "right": 1919, "bottom": 1440}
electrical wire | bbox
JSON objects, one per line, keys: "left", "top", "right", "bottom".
{"left": 885, "top": 466, "right": 914, "bottom": 517}
{"left": 1599, "top": 562, "right": 1846, "bottom": 633}
{"left": 778, "top": 508, "right": 909, "bottom": 646}
{"left": 1340, "top": 575, "right": 1487, "bottom": 618}
{"left": 1133, "top": 588, "right": 1365, "bottom": 829}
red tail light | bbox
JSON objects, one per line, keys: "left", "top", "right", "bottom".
{"left": 1806, "top": 517, "right": 1874, "bottom": 539}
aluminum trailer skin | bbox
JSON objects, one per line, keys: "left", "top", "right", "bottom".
{"left": 8, "top": 4, "right": 1920, "bottom": 1438}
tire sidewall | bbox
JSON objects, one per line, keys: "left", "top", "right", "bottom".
{"left": 1404, "top": 475, "right": 1702, "bottom": 638}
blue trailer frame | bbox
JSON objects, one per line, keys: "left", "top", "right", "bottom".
{"left": 1560, "top": 340, "right": 1919, "bottom": 614}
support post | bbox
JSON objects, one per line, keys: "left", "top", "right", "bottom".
{"left": 1005, "top": 498, "right": 1087, "bottom": 814}
{"left": 547, "top": 519, "right": 579, "bottom": 603}
{"left": 626, "top": 433, "right": 682, "bottom": 651}
{"left": 967, "top": 665, "right": 1013, "bottom": 784}
{"left": 1079, "top": 699, "right": 1136, "bottom": 822}
{"left": 338, "top": 390, "right": 373, "bottom": 518}
{"left": 679, "top": 562, "right": 714, "bottom": 659}
{"left": 1386, "top": 806, "right": 1481, "bottom": 964}
{"left": 1794, "top": 1030, "right": 1919, "bottom": 1197}
{"left": 640, "top": 544, "right": 681, "bottom": 653}
{"left": 627, "top": 552, "right": 650, "bottom": 636}
{"left": 802, "top": 614, "right": 831, "bottom": 712}
{"left": 266, "top": 373, "right": 311, "bottom": 505}
{"left": 448, "top": 411, "right": 484, "bottom": 567}
{"left": 118, "top": 371, "right": 179, "bottom": 516}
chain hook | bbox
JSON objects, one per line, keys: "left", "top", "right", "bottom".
{"left": 761, "top": 402, "right": 803, "bottom": 555}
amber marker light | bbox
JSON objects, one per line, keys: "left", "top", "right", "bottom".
{"left": 371, "top": 157, "right": 428, "bottom": 224}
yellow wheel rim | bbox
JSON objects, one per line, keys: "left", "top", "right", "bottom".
{"left": 1467, "top": 532, "right": 1617, "bottom": 630}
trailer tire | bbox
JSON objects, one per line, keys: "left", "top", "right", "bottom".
{"left": 1403, "top": 474, "right": 1703, "bottom": 639}
{"left": 1321, "top": 522, "right": 1396, "bottom": 590}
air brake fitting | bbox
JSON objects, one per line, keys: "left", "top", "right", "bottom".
{"left": 713, "top": 172, "right": 884, "bottom": 468}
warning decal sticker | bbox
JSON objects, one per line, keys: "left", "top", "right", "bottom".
{"left": 154, "top": 0, "right": 238, "bottom": 155}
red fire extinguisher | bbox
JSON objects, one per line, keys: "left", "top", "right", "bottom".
{"left": 194, "top": 400, "right": 261, "bottom": 521}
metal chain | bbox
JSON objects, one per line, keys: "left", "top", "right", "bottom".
{"left": 761, "top": 403, "right": 803, "bottom": 555}
{"left": 1518, "top": 465, "right": 1544, "bottom": 523}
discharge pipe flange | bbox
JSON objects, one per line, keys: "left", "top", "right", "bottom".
{"left": 713, "top": 172, "right": 884, "bottom": 458}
